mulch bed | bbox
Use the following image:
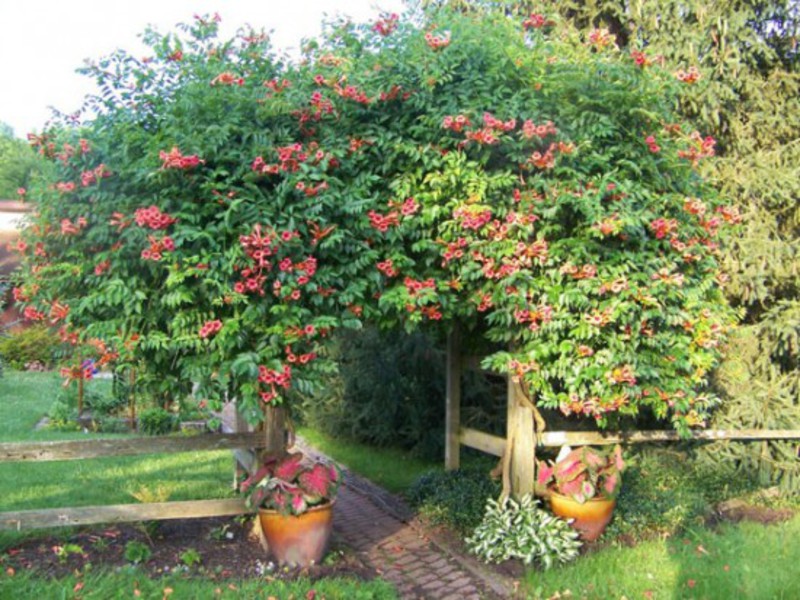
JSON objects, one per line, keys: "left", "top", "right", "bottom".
{"left": 1, "top": 516, "right": 377, "bottom": 583}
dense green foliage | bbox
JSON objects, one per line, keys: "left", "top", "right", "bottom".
{"left": 0, "top": 122, "right": 48, "bottom": 198}
{"left": 13, "top": 7, "right": 738, "bottom": 435}
{"left": 297, "top": 328, "right": 447, "bottom": 457}
{"left": 0, "top": 325, "right": 57, "bottom": 369}
{"left": 407, "top": 466, "right": 501, "bottom": 533}
{"left": 138, "top": 406, "right": 179, "bottom": 435}
{"left": 536, "top": 0, "right": 800, "bottom": 489}
{"left": 297, "top": 327, "right": 504, "bottom": 458}
{"left": 607, "top": 448, "right": 759, "bottom": 540}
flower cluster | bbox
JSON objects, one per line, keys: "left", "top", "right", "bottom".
{"left": 159, "top": 147, "right": 204, "bottom": 169}
{"left": 258, "top": 364, "right": 292, "bottom": 403}
{"left": 60, "top": 217, "right": 87, "bottom": 235}
{"left": 424, "top": 32, "right": 450, "bottom": 50}
{"left": 675, "top": 67, "right": 701, "bottom": 84}
{"left": 373, "top": 13, "right": 399, "bottom": 36}
{"left": 522, "top": 13, "right": 551, "bottom": 30}
{"left": 141, "top": 235, "right": 175, "bottom": 261}
{"left": 135, "top": 206, "right": 177, "bottom": 229}
{"left": 80, "top": 164, "right": 112, "bottom": 187}
{"left": 211, "top": 72, "right": 244, "bottom": 86}
{"left": 678, "top": 132, "right": 716, "bottom": 165}
{"left": 199, "top": 319, "right": 223, "bottom": 339}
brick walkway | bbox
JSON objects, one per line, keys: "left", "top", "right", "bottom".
{"left": 299, "top": 441, "right": 515, "bottom": 599}
{"left": 219, "top": 406, "right": 514, "bottom": 599}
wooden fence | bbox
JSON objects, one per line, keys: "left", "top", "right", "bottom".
{"left": 444, "top": 330, "right": 800, "bottom": 496}
{"left": 0, "top": 421, "right": 281, "bottom": 531}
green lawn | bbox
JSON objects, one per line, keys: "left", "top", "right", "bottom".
{"left": 298, "top": 426, "right": 436, "bottom": 494}
{"left": 526, "top": 514, "right": 800, "bottom": 599}
{"left": 0, "top": 371, "right": 233, "bottom": 550}
{"left": 0, "top": 370, "right": 398, "bottom": 598}
{"left": 0, "top": 570, "right": 397, "bottom": 599}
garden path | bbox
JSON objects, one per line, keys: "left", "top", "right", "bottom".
{"left": 297, "top": 440, "right": 517, "bottom": 600}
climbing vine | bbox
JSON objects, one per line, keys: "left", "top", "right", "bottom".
{"left": 14, "top": 8, "right": 739, "bottom": 433}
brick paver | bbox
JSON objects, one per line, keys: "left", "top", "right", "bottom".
{"left": 327, "top": 466, "right": 514, "bottom": 599}
{"left": 218, "top": 411, "right": 514, "bottom": 599}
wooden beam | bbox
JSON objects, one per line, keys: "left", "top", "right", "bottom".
{"left": 445, "top": 327, "right": 462, "bottom": 470}
{"left": 459, "top": 427, "right": 505, "bottom": 457}
{"left": 507, "top": 378, "right": 535, "bottom": 497}
{"left": 0, "top": 498, "right": 250, "bottom": 531}
{"left": 0, "top": 432, "right": 270, "bottom": 463}
{"left": 260, "top": 405, "right": 287, "bottom": 460}
{"left": 457, "top": 428, "right": 800, "bottom": 459}
{"left": 538, "top": 429, "right": 800, "bottom": 447}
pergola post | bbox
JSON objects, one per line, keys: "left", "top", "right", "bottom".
{"left": 260, "top": 405, "right": 287, "bottom": 461}
{"left": 506, "top": 377, "right": 535, "bottom": 497}
{"left": 445, "top": 326, "right": 462, "bottom": 470}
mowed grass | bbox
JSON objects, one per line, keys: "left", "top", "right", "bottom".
{"left": 0, "top": 371, "right": 232, "bottom": 548}
{"left": 297, "top": 426, "right": 436, "bottom": 494}
{"left": 0, "top": 571, "right": 398, "bottom": 599}
{"left": 0, "top": 371, "right": 400, "bottom": 598}
{"left": 526, "top": 512, "right": 800, "bottom": 599}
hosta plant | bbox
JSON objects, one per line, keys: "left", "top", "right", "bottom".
{"left": 240, "top": 453, "right": 341, "bottom": 516}
{"left": 537, "top": 445, "right": 625, "bottom": 503}
{"left": 466, "top": 495, "right": 582, "bottom": 568}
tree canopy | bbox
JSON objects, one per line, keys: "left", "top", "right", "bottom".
{"left": 14, "top": 7, "right": 739, "bottom": 433}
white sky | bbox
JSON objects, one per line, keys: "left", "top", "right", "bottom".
{"left": 0, "top": 0, "right": 406, "bottom": 138}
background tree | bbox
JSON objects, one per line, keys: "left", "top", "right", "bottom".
{"left": 0, "top": 122, "right": 48, "bottom": 198}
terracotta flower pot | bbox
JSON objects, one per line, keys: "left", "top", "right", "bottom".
{"left": 549, "top": 492, "right": 616, "bottom": 542}
{"left": 258, "top": 500, "right": 335, "bottom": 567}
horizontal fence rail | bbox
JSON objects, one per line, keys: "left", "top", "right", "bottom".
{"left": 0, "top": 432, "right": 267, "bottom": 531}
{"left": 0, "top": 499, "right": 249, "bottom": 531}
{"left": 0, "top": 432, "right": 269, "bottom": 463}
{"left": 458, "top": 427, "right": 800, "bottom": 457}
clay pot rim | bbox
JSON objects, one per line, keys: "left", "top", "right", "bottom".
{"left": 257, "top": 498, "right": 337, "bottom": 516}
{"left": 547, "top": 491, "right": 617, "bottom": 505}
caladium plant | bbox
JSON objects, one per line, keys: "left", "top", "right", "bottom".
{"left": 240, "top": 453, "right": 341, "bottom": 515}
{"left": 536, "top": 445, "right": 624, "bottom": 504}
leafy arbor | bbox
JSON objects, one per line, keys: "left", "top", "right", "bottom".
{"left": 14, "top": 8, "right": 737, "bottom": 435}
{"left": 525, "top": 0, "right": 800, "bottom": 488}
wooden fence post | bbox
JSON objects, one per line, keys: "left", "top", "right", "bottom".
{"left": 261, "top": 405, "right": 287, "bottom": 460}
{"left": 445, "top": 326, "right": 462, "bottom": 470}
{"left": 506, "top": 377, "right": 535, "bottom": 497}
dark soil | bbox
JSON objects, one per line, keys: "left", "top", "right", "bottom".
{"left": 1, "top": 516, "right": 378, "bottom": 583}
{"left": 708, "top": 499, "right": 796, "bottom": 527}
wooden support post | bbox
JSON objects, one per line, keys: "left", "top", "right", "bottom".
{"left": 506, "top": 377, "right": 535, "bottom": 498}
{"left": 129, "top": 368, "right": 137, "bottom": 432}
{"left": 77, "top": 377, "right": 84, "bottom": 416}
{"left": 260, "top": 405, "right": 287, "bottom": 461}
{"left": 445, "top": 326, "right": 462, "bottom": 470}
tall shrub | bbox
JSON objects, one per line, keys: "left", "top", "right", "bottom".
{"left": 14, "top": 8, "right": 737, "bottom": 434}
{"left": 515, "top": 0, "right": 800, "bottom": 488}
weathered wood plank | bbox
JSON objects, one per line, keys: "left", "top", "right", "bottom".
{"left": 0, "top": 432, "right": 270, "bottom": 463}
{"left": 0, "top": 498, "right": 250, "bottom": 531}
{"left": 445, "top": 327, "right": 462, "bottom": 470}
{"left": 459, "top": 427, "right": 505, "bottom": 457}
{"left": 538, "top": 429, "right": 800, "bottom": 446}
{"left": 459, "top": 428, "right": 800, "bottom": 456}
{"left": 261, "top": 405, "right": 287, "bottom": 460}
{"left": 507, "top": 379, "right": 535, "bottom": 497}
{"left": 233, "top": 448, "right": 258, "bottom": 475}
